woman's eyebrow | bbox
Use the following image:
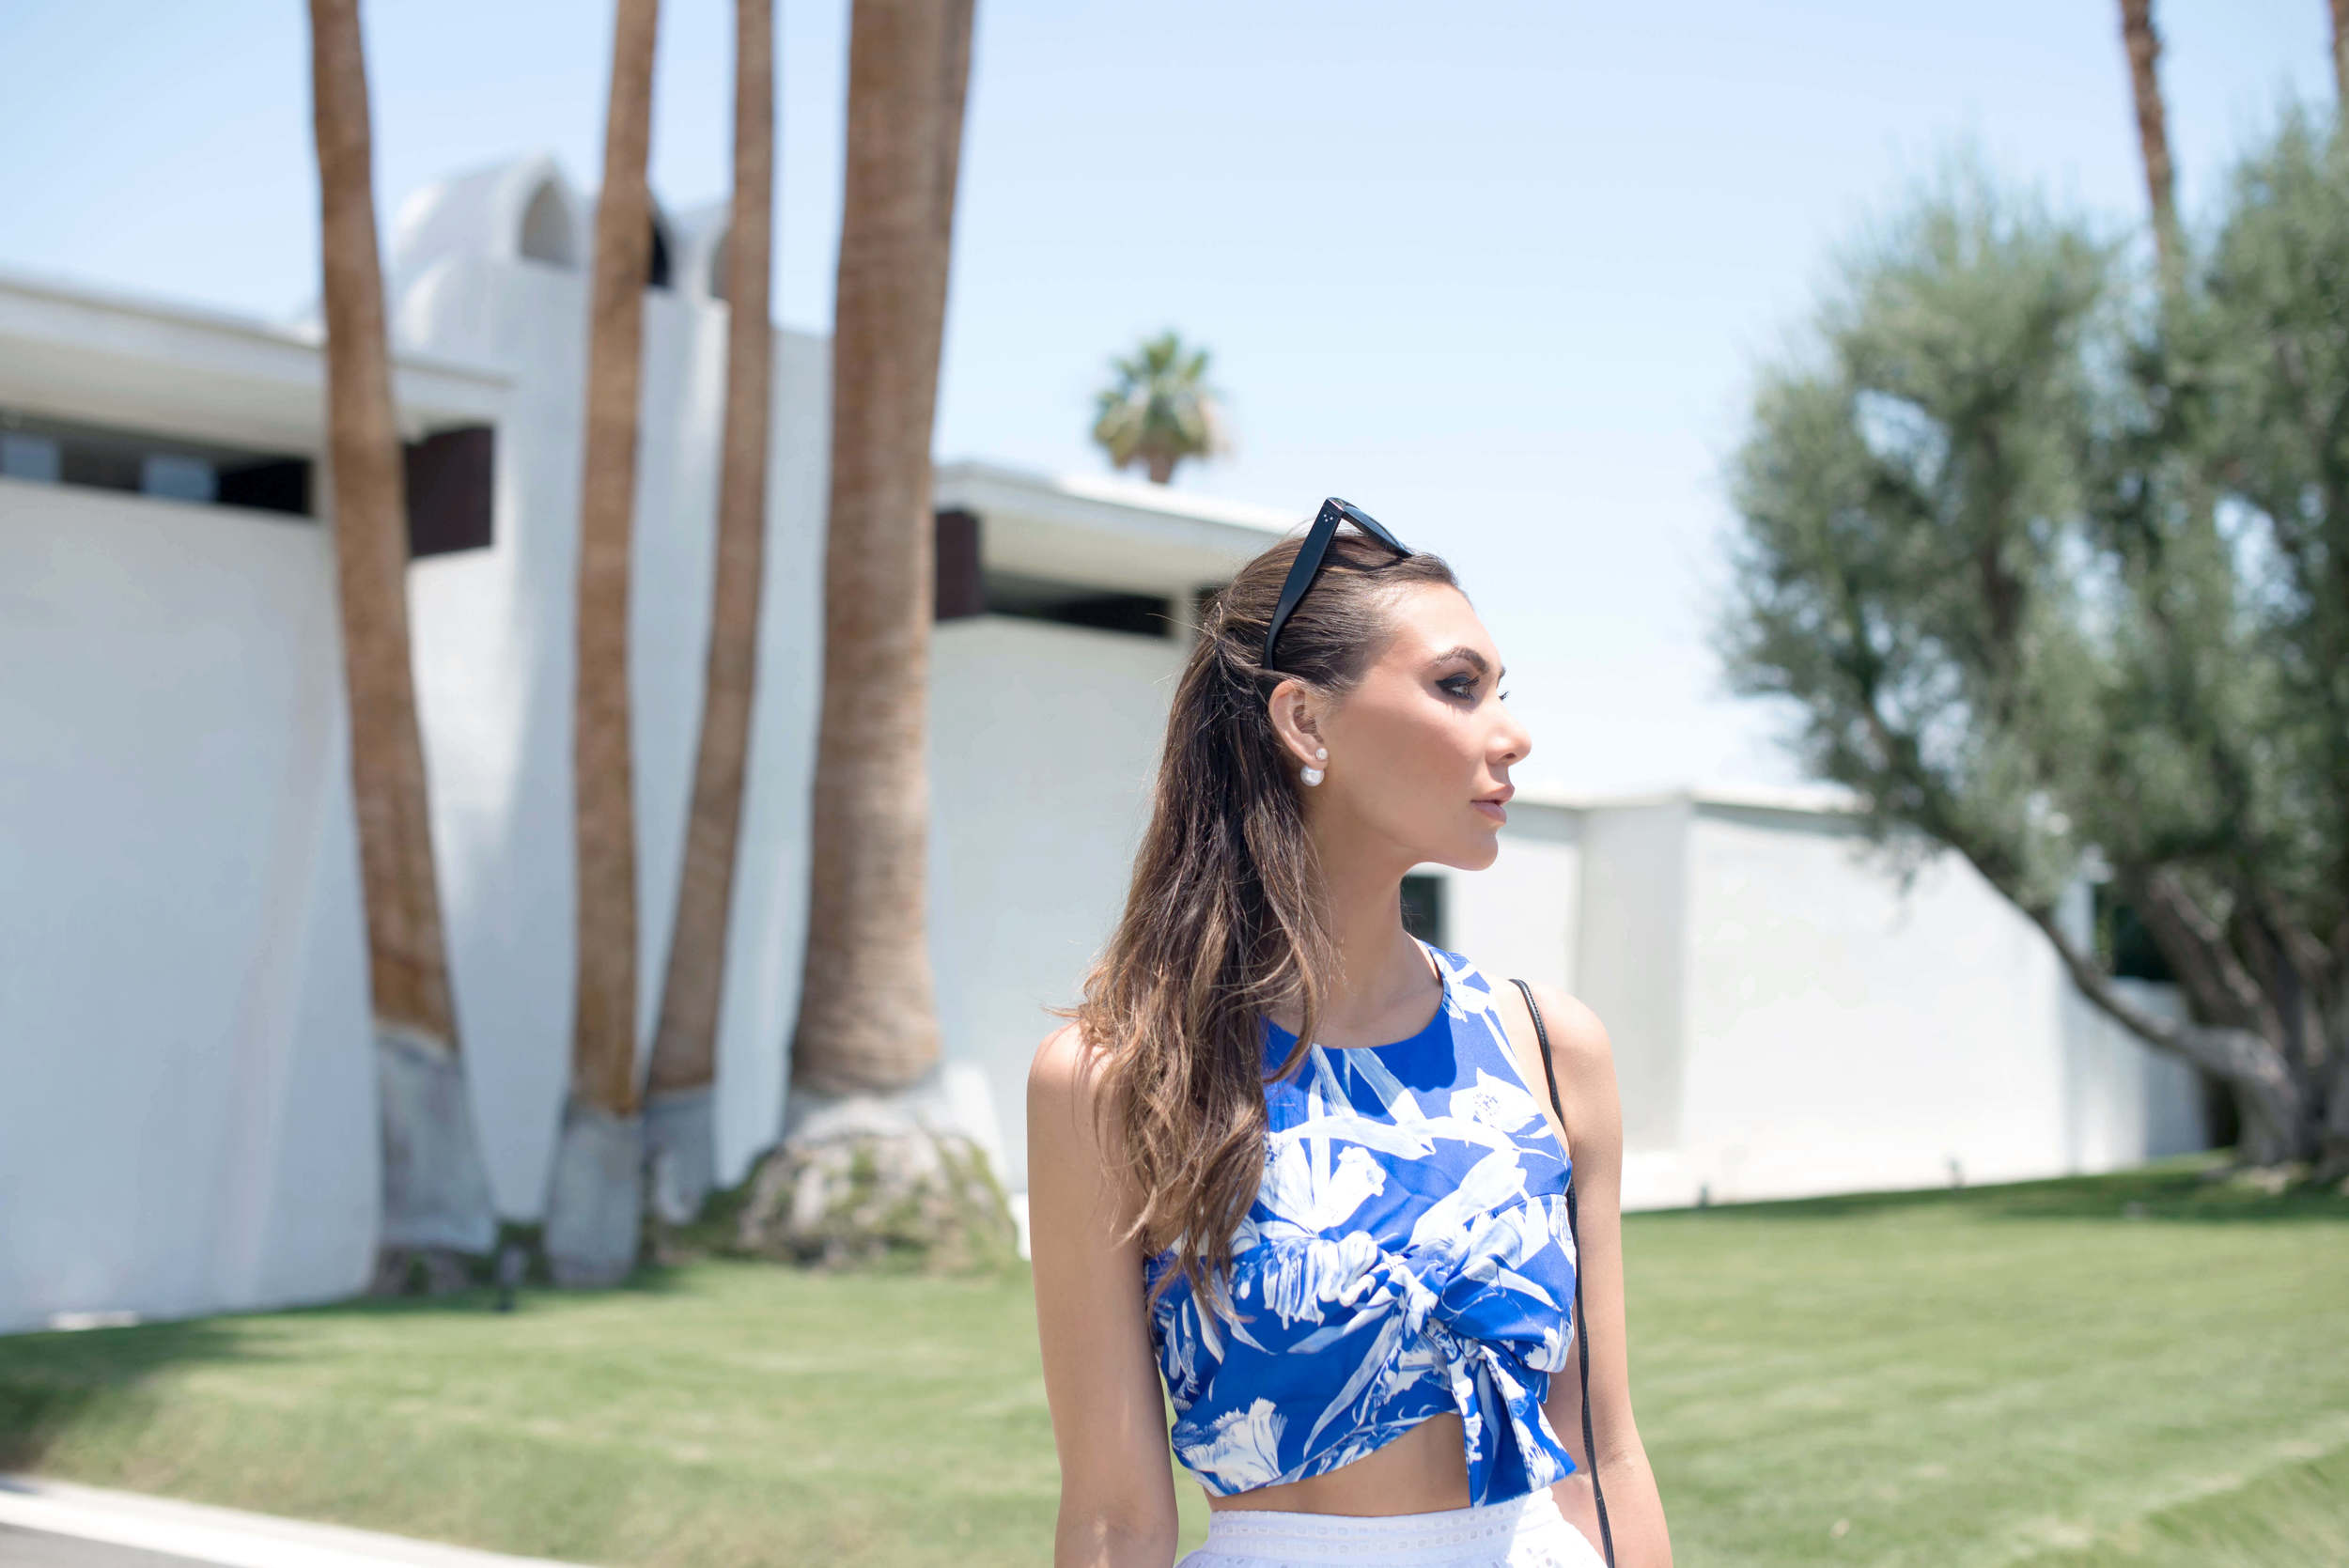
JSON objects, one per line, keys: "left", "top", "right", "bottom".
{"left": 1431, "top": 645, "right": 1502, "bottom": 679}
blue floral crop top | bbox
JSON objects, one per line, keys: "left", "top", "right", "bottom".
{"left": 1142, "top": 939, "right": 1582, "bottom": 1505}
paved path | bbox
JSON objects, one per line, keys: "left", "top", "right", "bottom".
{"left": 2, "top": 1522, "right": 221, "bottom": 1568}
{"left": 0, "top": 1479, "right": 583, "bottom": 1568}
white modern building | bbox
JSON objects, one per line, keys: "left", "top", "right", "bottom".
{"left": 0, "top": 155, "right": 2209, "bottom": 1334}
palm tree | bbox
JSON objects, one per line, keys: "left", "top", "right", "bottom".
{"left": 788, "top": 0, "right": 972, "bottom": 1098}
{"left": 736, "top": 0, "right": 1013, "bottom": 1271}
{"left": 643, "top": 0, "right": 774, "bottom": 1232}
{"left": 1091, "top": 331, "right": 1228, "bottom": 484}
{"left": 545, "top": 0, "right": 661, "bottom": 1287}
{"left": 305, "top": 0, "right": 496, "bottom": 1284}
{"left": 2118, "top": 0, "right": 2179, "bottom": 276}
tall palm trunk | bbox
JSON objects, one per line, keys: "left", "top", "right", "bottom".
{"left": 790, "top": 0, "right": 974, "bottom": 1094}
{"left": 2332, "top": 0, "right": 2349, "bottom": 108}
{"left": 2118, "top": 0, "right": 2179, "bottom": 276}
{"left": 737, "top": 0, "right": 1011, "bottom": 1271}
{"left": 644, "top": 0, "right": 775, "bottom": 1230}
{"left": 546, "top": 0, "right": 661, "bottom": 1286}
{"left": 306, "top": 0, "right": 495, "bottom": 1281}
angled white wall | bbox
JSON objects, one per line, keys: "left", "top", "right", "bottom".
{"left": 0, "top": 481, "right": 377, "bottom": 1332}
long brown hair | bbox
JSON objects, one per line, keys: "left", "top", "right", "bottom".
{"left": 1056, "top": 528, "right": 1460, "bottom": 1311}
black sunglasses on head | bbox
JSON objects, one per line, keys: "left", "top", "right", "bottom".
{"left": 1261, "top": 497, "right": 1412, "bottom": 670}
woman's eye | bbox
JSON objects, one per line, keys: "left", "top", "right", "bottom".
{"left": 1440, "top": 676, "right": 1477, "bottom": 699}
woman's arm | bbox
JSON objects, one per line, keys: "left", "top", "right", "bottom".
{"left": 1503, "top": 984, "right": 1673, "bottom": 1567}
{"left": 1028, "top": 1023, "right": 1182, "bottom": 1568}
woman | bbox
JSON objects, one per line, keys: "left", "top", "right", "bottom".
{"left": 1028, "top": 502, "right": 1672, "bottom": 1568}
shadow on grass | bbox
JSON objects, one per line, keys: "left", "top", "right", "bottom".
{"left": 0, "top": 1316, "right": 266, "bottom": 1472}
{"left": 1630, "top": 1151, "right": 2349, "bottom": 1229}
{"left": 0, "top": 1253, "right": 724, "bottom": 1476}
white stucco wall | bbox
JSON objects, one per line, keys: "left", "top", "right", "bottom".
{"left": 1573, "top": 800, "right": 1691, "bottom": 1163}
{"left": 1674, "top": 807, "right": 2064, "bottom": 1202}
{"left": 0, "top": 481, "right": 377, "bottom": 1331}
{"left": 927, "top": 615, "right": 1188, "bottom": 1192}
{"left": 2060, "top": 974, "right": 2205, "bottom": 1171}
{"left": 1672, "top": 805, "right": 2204, "bottom": 1205}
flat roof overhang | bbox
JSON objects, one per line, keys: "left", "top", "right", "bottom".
{"left": 935, "top": 459, "right": 1302, "bottom": 600}
{"left": 0, "top": 269, "right": 507, "bottom": 455}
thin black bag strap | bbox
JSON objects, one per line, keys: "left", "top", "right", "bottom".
{"left": 1510, "top": 976, "right": 1616, "bottom": 1568}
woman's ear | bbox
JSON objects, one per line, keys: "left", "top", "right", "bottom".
{"left": 1266, "top": 677, "right": 1326, "bottom": 768}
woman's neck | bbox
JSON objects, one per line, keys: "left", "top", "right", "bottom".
{"left": 1265, "top": 820, "right": 1438, "bottom": 1048}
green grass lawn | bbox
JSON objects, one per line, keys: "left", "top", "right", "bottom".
{"left": 2, "top": 1156, "right": 2342, "bottom": 1568}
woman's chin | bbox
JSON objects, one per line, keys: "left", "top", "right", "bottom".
{"left": 1423, "top": 833, "right": 1502, "bottom": 873}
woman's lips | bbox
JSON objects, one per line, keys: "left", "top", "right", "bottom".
{"left": 1472, "top": 800, "right": 1508, "bottom": 824}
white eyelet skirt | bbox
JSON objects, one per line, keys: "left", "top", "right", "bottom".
{"left": 1175, "top": 1488, "right": 1607, "bottom": 1568}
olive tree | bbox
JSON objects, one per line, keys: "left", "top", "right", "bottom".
{"left": 1719, "top": 129, "right": 2347, "bottom": 1176}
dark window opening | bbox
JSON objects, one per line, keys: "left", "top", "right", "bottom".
{"left": 2092, "top": 883, "right": 2175, "bottom": 984}
{"left": 404, "top": 426, "right": 496, "bottom": 557}
{"left": 1, "top": 430, "right": 60, "bottom": 483}
{"left": 1401, "top": 873, "right": 1446, "bottom": 947}
{"left": 0, "top": 408, "right": 495, "bottom": 559}
{"left": 983, "top": 569, "right": 1174, "bottom": 638}
{"left": 218, "top": 459, "right": 310, "bottom": 515}
{"left": 2201, "top": 1070, "right": 2242, "bottom": 1153}
{"left": 647, "top": 220, "right": 674, "bottom": 290}
{"left": 0, "top": 409, "right": 310, "bottom": 518}
{"left": 934, "top": 509, "right": 984, "bottom": 619}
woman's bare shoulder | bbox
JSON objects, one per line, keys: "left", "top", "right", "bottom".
{"left": 1515, "top": 980, "right": 1613, "bottom": 1074}
{"left": 1028, "top": 1021, "right": 1113, "bottom": 1138}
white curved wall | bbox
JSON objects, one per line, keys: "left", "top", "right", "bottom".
{"left": 517, "top": 181, "right": 581, "bottom": 270}
{"left": 0, "top": 480, "right": 377, "bottom": 1332}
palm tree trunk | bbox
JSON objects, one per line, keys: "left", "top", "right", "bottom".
{"left": 737, "top": 0, "right": 1015, "bottom": 1271}
{"left": 644, "top": 0, "right": 774, "bottom": 1229}
{"left": 2118, "top": 0, "right": 2179, "bottom": 275}
{"left": 306, "top": 0, "right": 495, "bottom": 1272}
{"left": 547, "top": 0, "right": 661, "bottom": 1286}
{"left": 2333, "top": 0, "right": 2349, "bottom": 107}
{"left": 789, "top": 0, "right": 975, "bottom": 1096}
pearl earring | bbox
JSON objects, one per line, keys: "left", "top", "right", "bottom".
{"left": 1299, "top": 745, "right": 1327, "bottom": 787}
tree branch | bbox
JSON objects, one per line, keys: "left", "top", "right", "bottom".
{"left": 2020, "top": 899, "right": 2306, "bottom": 1162}
{"left": 2129, "top": 870, "right": 2282, "bottom": 1039}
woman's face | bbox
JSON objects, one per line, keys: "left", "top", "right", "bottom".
{"left": 1276, "top": 581, "right": 1532, "bottom": 872}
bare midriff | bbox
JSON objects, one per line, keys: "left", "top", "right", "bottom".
{"left": 1206, "top": 1411, "right": 1474, "bottom": 1516}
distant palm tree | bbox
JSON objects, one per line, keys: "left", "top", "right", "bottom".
{"left": 305, "top": 0, "right": 496, "bottom": 1281}
{"left": 546, "top": 0, "right": 661, "bottom": 1287}
{"left": 2118, "top": 0, "right": 2179, "bottom": 275}
{"left": 1091, "top": 331, "right": 1228, "bottom": 484}
{"left": 644, "top": 0, "right": 774, "bottom": 1230}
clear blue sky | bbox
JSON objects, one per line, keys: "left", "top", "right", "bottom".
{"left": 1, "top": 2, "right": 2330, "bottom": 796}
